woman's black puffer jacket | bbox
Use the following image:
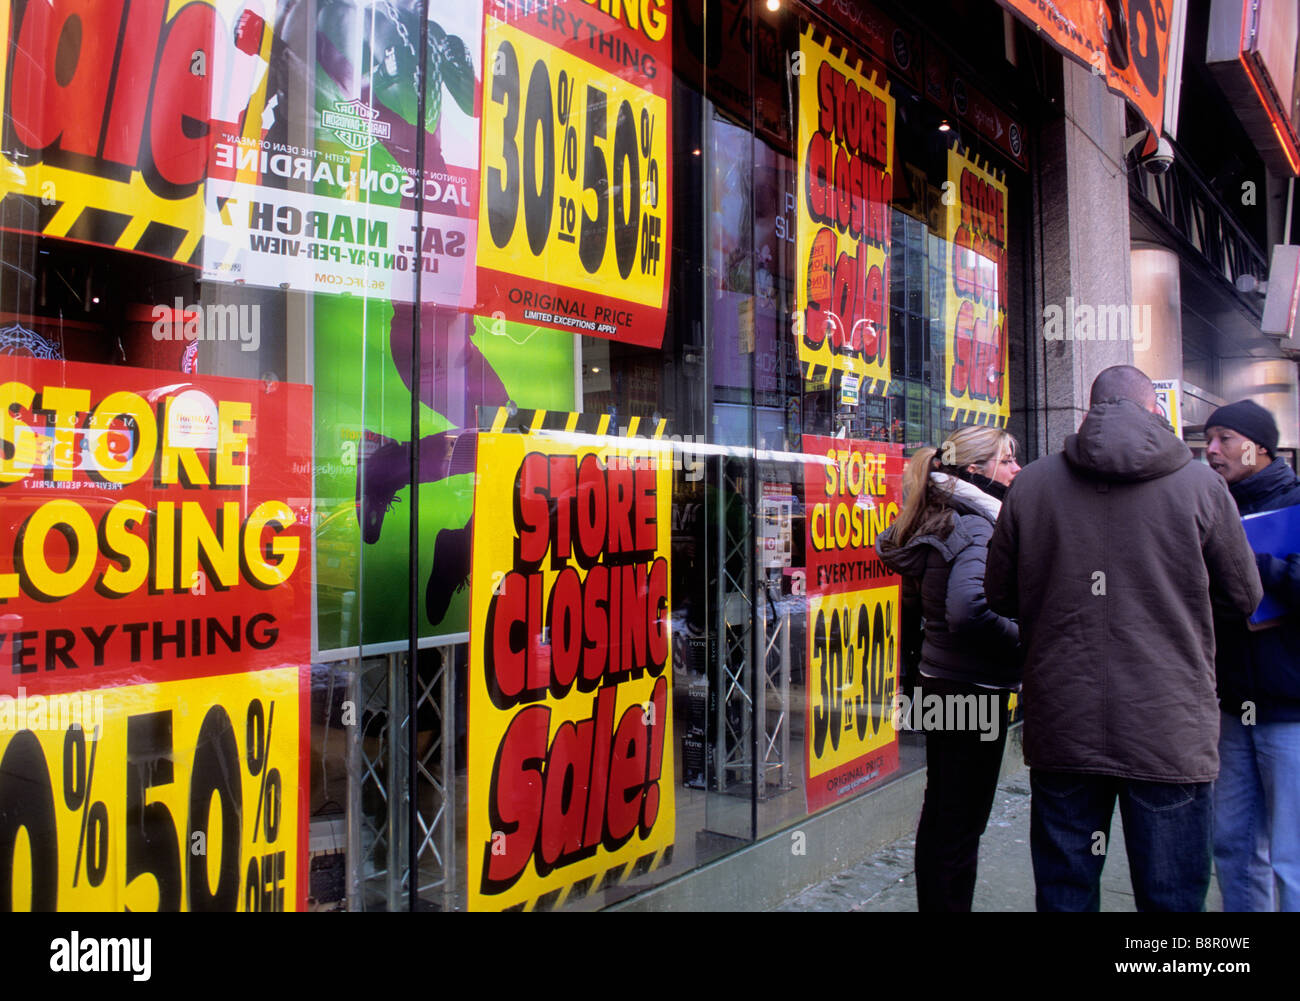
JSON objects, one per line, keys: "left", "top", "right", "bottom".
{"left": 874, "top": 474, "right": 1020, "bottom": 689}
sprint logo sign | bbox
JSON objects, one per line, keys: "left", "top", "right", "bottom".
{"left": 320, "top": 100, "right": 391, "bottom": 151}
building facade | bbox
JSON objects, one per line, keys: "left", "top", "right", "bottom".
{"left": 0, "top": 0, "right": 1295, "bottom": 912}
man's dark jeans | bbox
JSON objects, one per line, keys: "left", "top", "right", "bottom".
{"left": 1029, "top": 769, "right": 1213, "bottom": 911}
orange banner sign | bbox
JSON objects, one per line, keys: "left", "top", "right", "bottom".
{"left": 998, "top": 0, "right": 1172, "bottom": 134}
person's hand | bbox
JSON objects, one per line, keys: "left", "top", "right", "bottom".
{"left": 1257, "top": 551, "right": 1299, "bottom": 589}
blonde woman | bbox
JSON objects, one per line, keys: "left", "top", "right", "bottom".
{"left": 875, "top": 425, "right": 1021, "bottom": 911}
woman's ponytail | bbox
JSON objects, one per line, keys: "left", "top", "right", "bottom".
{"left": 892, "top": 446, "right": 944, "bottom": 545}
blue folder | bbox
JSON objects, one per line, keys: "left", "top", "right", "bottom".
{"left": 1242, "top": 504, "right": 1300, "bottom": 628}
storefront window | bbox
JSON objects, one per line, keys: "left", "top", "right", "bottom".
{"left": 0, "top": 0, "right": 1030, "bottom": 912}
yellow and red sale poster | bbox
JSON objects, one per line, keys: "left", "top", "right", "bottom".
{"left": 943, "top": 147, "right": 1009, "bottom": 427}
{"left": 476, "top": 0, "right": 672, "bottom": 348}
{"left": 802, "top": 435, "right": 902, "bottom": 813}
{"left": 0, "top": 358, "right": 311, "bottom": 911}
{"left": 796, "top": 25, "right": 894, "bottom": 387}
{"left": 0, "top": 0, "right": 283, "bottom": 267}
{"left": 467, "top": 429, "right": 673, "bottom": 910}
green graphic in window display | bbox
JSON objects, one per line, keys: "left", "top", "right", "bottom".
{"left": 280, "top": 1, "right": 572, "bottom": 650}
{"left": 315, "top": 302, "right": 575, "bottom": 651}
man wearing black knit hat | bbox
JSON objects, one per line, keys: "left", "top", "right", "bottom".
{"left": 1206, "top": 399, "right": 1300, "bottom": 912}
{"left": 1205, "top": 400, "right": 1286, "bottom": 485}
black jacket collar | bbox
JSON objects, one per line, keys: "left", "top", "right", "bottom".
{"left": 955, "top": 468, "right": 1008, "bottom": 501}
{"left": 1229, "top": 457, "right": 1300, "bottom": 515}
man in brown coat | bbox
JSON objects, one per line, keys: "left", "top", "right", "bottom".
{"left": 986, "top": 365, "right": 1262, "bottom": 911}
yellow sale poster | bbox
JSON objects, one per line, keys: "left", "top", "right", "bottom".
{"left": 1153, "top": 378, "right": 1181, "bottom": 437}
{"left": 476, "top": 3, "right": 672, "bottom": 347}
{"left": 943, "top": 147, "right": 1009, "bottom": 427}
{"left": 467, "top": 428, "right": 674, "bottom": 910}
{"left": 795, "top": 26, "right": 894, "bottom": 388}
{"left": 0, "top": 359, "right": 312, "bottom": 911}
{"left": 0, "top": 668, "right": 304, "bottom": 912}
{"left": 805, "top": 586, "right": 900, "bottom": 801}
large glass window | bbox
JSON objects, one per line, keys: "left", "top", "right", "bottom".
{"left": 0, "top": 0, "right": 1030, "bottom": 913}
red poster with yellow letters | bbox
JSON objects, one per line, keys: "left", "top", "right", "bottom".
{"left": 0, "top": 358, "right": 311, "bottom": 911}
{"left": 802, "top": 435, "right": 902, "bottom": 813}
{"left": 467, "top": 428, "right": 673, "bottom": 910}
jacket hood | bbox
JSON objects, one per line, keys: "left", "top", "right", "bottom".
{"left": 876, "top": 518, "right": 972, "bottom": 575}
{"left": 876, "top": 472, "right": 1003, "bottom": 575}
{"left": 876, "top": 506, "right": 988, "bottom": 577}
{"left": 874, "top": 528, "right": 933, "bottom": 576}
{"left": 1063, "top": 399, "right": 1191, "bottom": 482}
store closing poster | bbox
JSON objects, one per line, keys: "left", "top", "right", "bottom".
{"left": 1153, "top": 378, "right": 1181, "bottom": 437}
{"left": 943, "top": 147, "right": 1009, "bottom": 427}
{"left": 467, "top": 429, "right": 674, "bottom": 910}
{"left": 477, "top": 0, "right": 672, "bottom": 347}
{"left": 0, "top": 359, "right": 311, "bottom": 911}
{"left": 802, "top": 435, "right": 902, "bottom": 813}
{"left": 796, "top": 25, "right": 894, "bottom": 388}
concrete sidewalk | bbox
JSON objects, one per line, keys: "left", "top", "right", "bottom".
{"left": 774, "top": 753, "right": 1226, "bottom": 912}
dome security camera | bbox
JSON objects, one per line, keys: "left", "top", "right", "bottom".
{"left": 1139, "top": 136, "right": 1175, "bottom": 175}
